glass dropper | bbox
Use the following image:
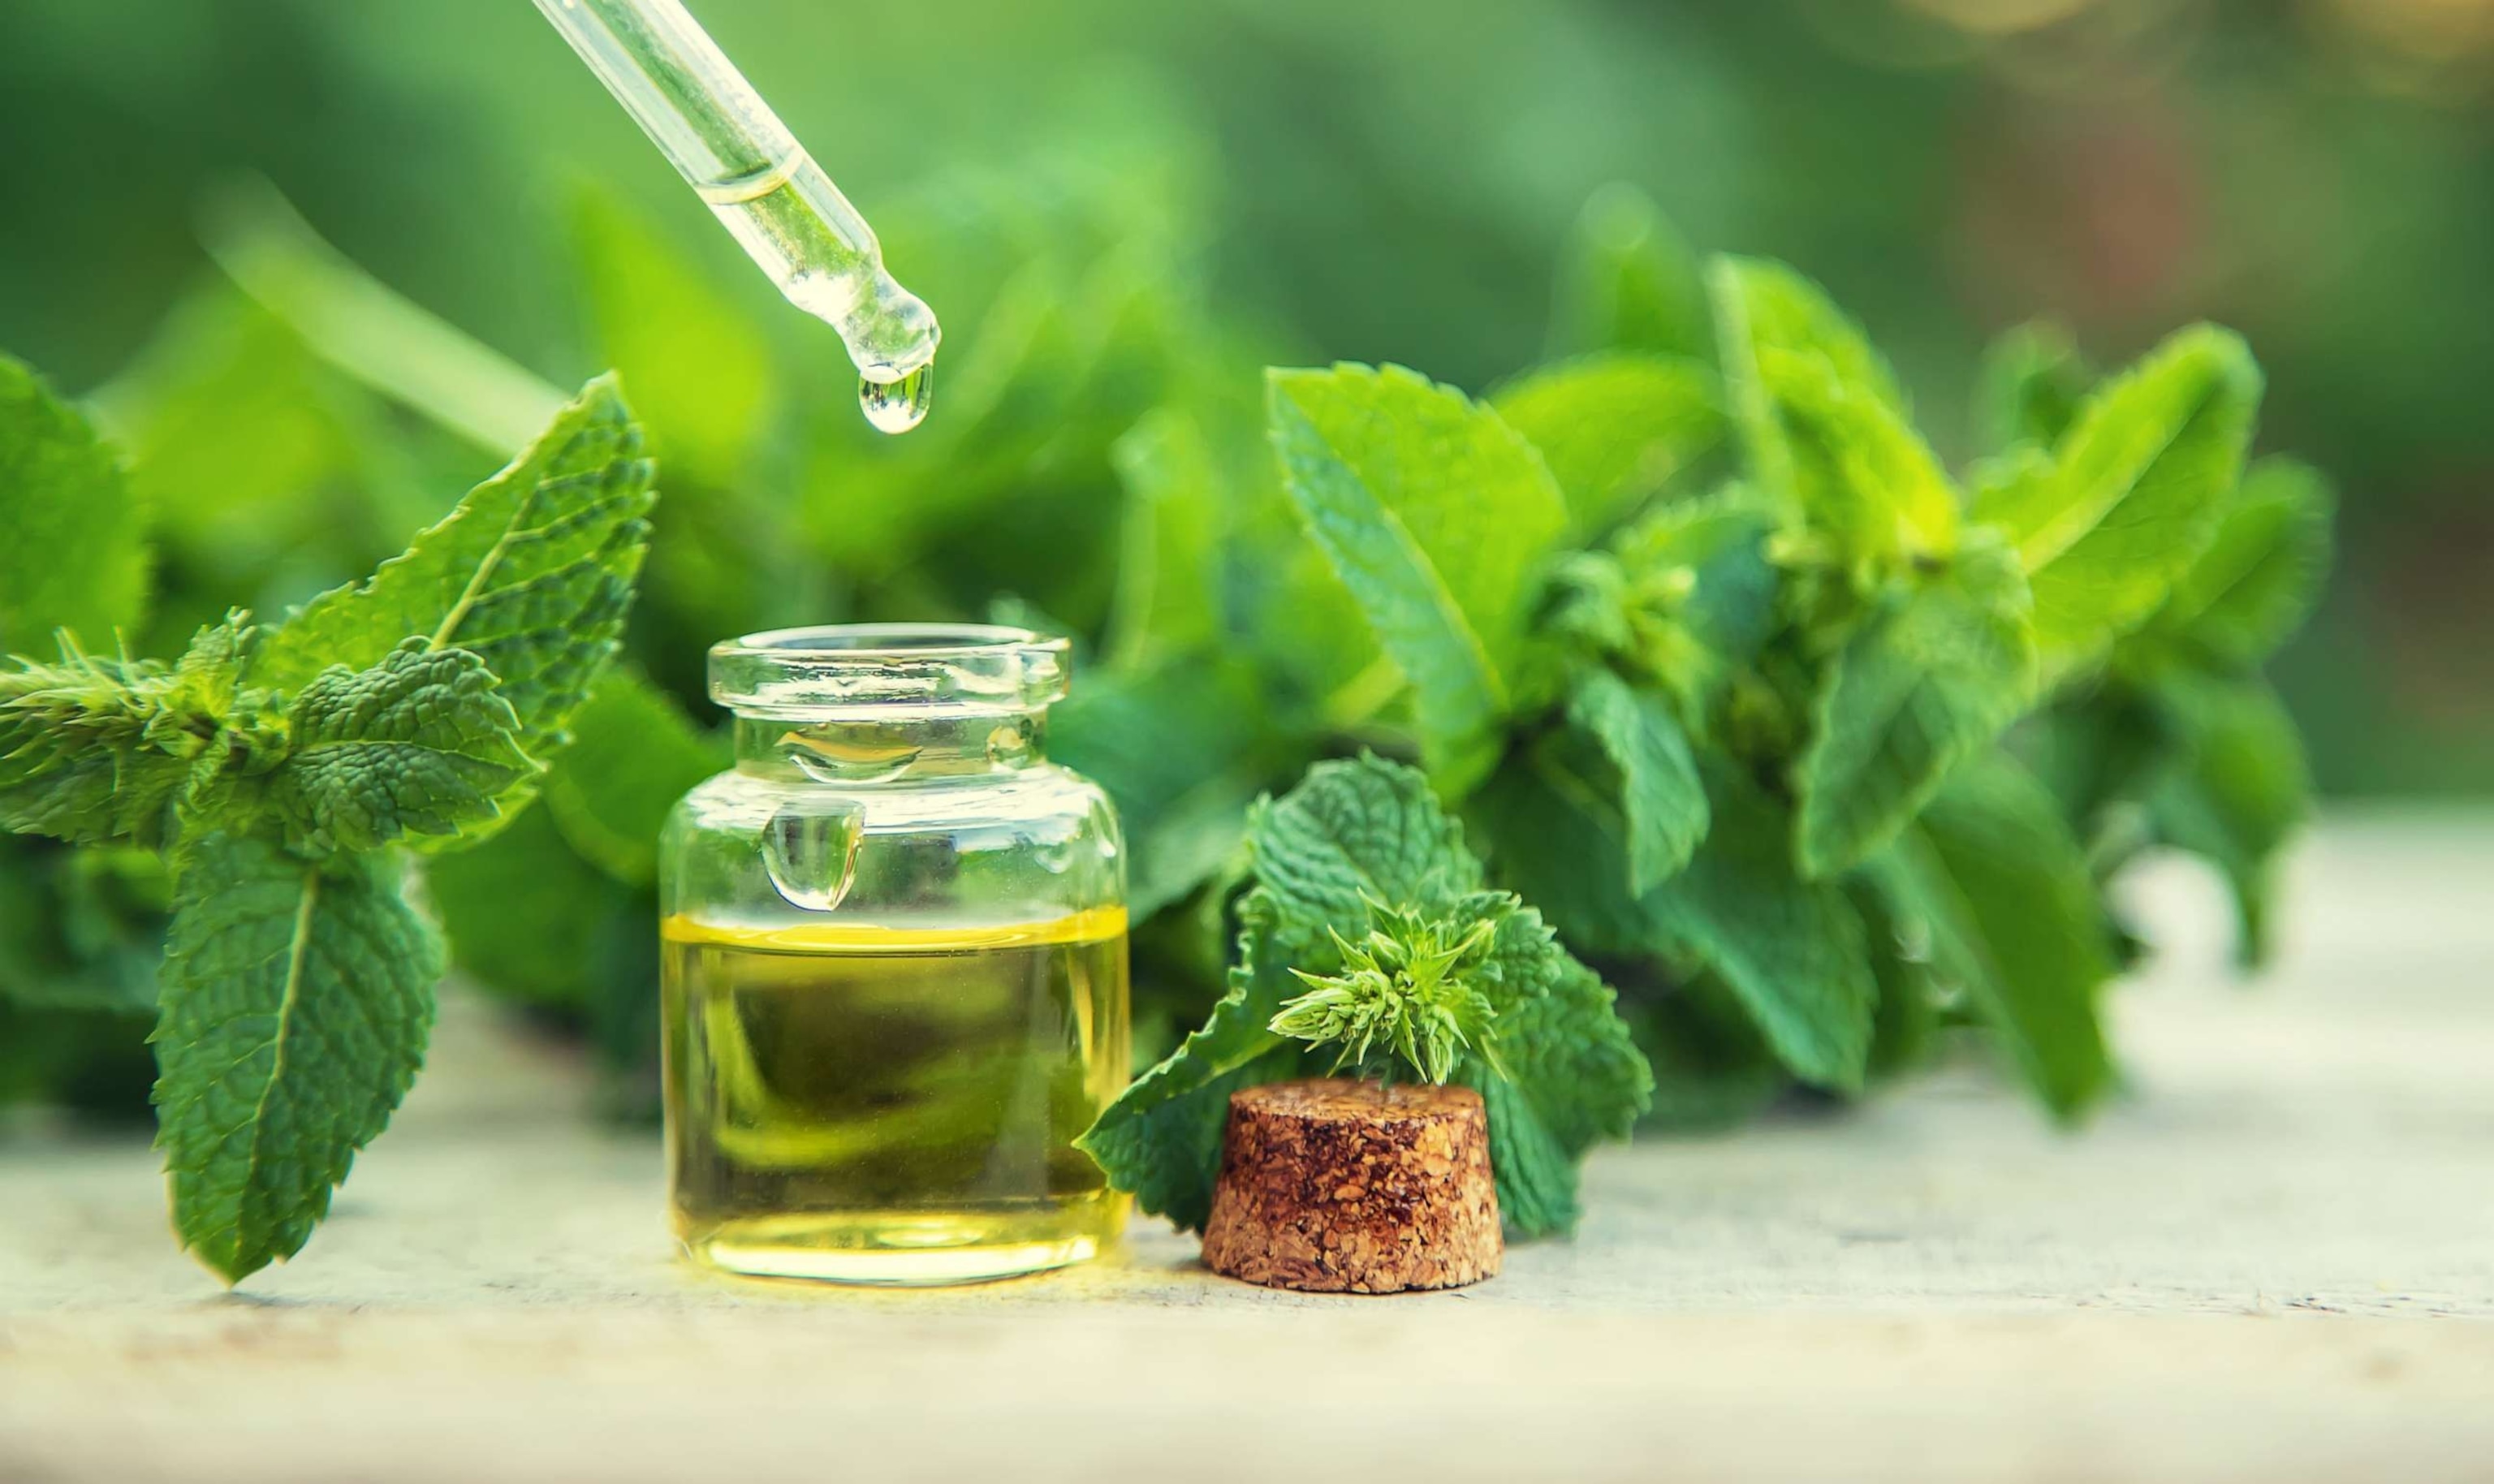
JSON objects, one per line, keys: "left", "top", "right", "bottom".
{"left": 533, "top": 0, "right": 939, "bottom": 432}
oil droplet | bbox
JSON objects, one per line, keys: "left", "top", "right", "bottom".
{"left": 762, "top": 803, "right": 865, "bottom": 912}
{"left": 858, "top": 364, "right": 933, "bottom": 434}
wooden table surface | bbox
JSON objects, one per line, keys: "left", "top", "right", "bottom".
{"left": 4, "top": 815, "right": 2491, "bottom": 1482}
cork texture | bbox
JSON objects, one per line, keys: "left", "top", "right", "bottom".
{"left": 1200, "top": 1078, "right": 1502, "bottom": 1293}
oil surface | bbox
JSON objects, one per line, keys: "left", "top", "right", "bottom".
{"left": 662, "top": 908, "right": 1129, "bottom": 1284}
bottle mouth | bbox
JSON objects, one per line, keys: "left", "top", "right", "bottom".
{"left": 709, "top": 623, "right": 1071, "bottom": 718}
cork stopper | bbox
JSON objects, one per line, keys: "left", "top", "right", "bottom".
{"left": 1200, "top": 1078, "right": 1503, "bottom": 1293}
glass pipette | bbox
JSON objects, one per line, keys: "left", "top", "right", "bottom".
{"left": 533, "top": 0, "right": 938, "bottom": 432}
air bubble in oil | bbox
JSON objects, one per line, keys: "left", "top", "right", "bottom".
{"left": 859, "top": 365, "right": 934, "bottom": 435}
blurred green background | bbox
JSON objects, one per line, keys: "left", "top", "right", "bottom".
{"left": 2, "top": 0, "right": 2488, "bottom": 795}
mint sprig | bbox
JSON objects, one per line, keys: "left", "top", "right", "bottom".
{"left": 0, "top": 368, "right": 653, "bottom": 1281}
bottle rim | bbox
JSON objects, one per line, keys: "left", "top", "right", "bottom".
{"left": 708, "top": 623, "right": 1072, "bottom": 718}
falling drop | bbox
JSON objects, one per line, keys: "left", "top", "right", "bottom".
{"left": 858, "top": 363, "right": 934, "bottom": 434}
{"left": 762, "top": 803, "right": 865, "bottom": 912}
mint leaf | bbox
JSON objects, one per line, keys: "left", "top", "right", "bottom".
{"left": 1566, "top": 666, "right": 1707, "bottom": 892}
{"left": 1104, "top": 407, "right": 1223, "bottom": 671}
{"left": 1267, "top": 364, "right": 1569, "bottom": 793}
{"left": 1875, "top": 752, "right": 2113, "bottom": 1119}
{"left": 265, "top": 640, "right": 536, "bottom": 856}
{"left": 1245, "top": 754, "right": 1482, "bottom": 949}
{"left": 1491, "top": 352, "right": 1723, "bottom": 537}
{"left": 0, "top": 352, "right": 148, "bottom": 655}
{"left": 2147, "top": 671, "right": 2309, "bottom": 968}
{"left": 151, "top": 832, "right": 442, "bottom": 1283}
{"left": 1458, "top": 909, "right": 1650, "bottom": 1236}
{"left": 1475, "top": 749, "right": 1875, "bottom": 1090}
{"left": 249, "top": 377, "right": 654, "bottom": 778}
{"left": 1550, "top": 184, "right": 1709, "bottom": 360}
{"left": 2142, "top": 456, "right": 2334, "bottom": 670}
{"left": 1975, "top": 326, "right": 2263, "bottom": 679}
{"left": 0, "top": 616, "right": 285, "bottom": 849}
{"left": 1755, "top": 343, "right": 1961, "bottom": 573}
{"left": 1075, "top": 906, "right": 1314, "bottom": 1232}
{"left": 1972, "top": 321, "right": 2093, "bottom": 453}
{"left": 1794, "top": 533, "right": 2037, "bottom": 878}
{"left": 540, "top": 667, "right": 725, "bottom": 888}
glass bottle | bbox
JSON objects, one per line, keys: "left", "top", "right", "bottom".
{"left": 658, "top": 624, "right": 1128, "bottom": 1284}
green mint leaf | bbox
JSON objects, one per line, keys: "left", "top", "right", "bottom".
{"left": 571, "top": 186, "right": 774, "bottom": 485}
{"left": 151, "top": 832, "right": 442, "bottom": 1283}
{"left": 1972, "top": 321, "right": 2094, "bottom": 453}
{"left": 2146, "top": 671, "right": 2309, "bottom": 968}
{"left": 1550, "top": 184, "right": 1710, "bottom": 360}
{"left": 1475, "top": 749, "right": 1875, "bottom": 1090}
{"left": 1603, "top": 490, "right": 1781, "bottom": 720}
{"left": 0, "top": 616, "right": 285, "bottom": 849}
{"left": 1242, "top": 753, "right": 1483, "bottom": 952}
{"left": 1794, "top": 532, "right": 2037, "bottom": 878}
{"left": 1491, "top": 352, "right": 1724, "bottom": 537}
{"left": 1566, "top": 666, "right": 1707, "bottom": 892}
{"left": 1875, "top": 751, "right": 2113, "bottom": 1119}
{"left": 540, "top": 667, "right": 726, "bottom": 888}
{"left": 425, "top": 803, "right": 632, "bottom": 1010}
{"left": 264, "top": 640, "right": 536, "bottom": 856}
{"left": 1104, "top": 407, "right": 1224, "bottom": 671}
{"left": 2140, "top": 456, "right": 2334, "bottom": 671}
{"left": 1755, "top": 344, "right": 1961, "bottom": 574}
{"left": 0, "top": 352, "right": 149, "bottom": 655}
{"left": 1974, "top": 326, "right": 2263, "bottom": 679}
{"left": 248, "top": 377, "right": 654, "bottom": 783}
{"left": 1075, "top": 905, "right": 1314, "bottom": 1233}
{"left": 1266, "top": 364, "right": 1569, "bottom": 794}
{"left": 1709, "top": 259, "right": 1957, "bottom": 574}
{"left": 1459, "top": 908, "right": 1651, "bottom": 1236}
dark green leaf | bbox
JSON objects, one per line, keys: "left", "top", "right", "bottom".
{"left": 1567, "top": 666, "right": 1707, "bottom": 892}
{"left": 540, "top": 667, "right": 726, "bottom": 888}
{"left": 2147, "top": 671, "right": 2310, "bottom": 968}
{"left": 0, "top": 352, "right": 149, "bottom": 655}
{"left": 152, "top": 833, "right": 442, "bottom": 1283}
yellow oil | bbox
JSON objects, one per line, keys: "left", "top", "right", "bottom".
{"left": 660, "top": 907, "right": 1129, "bottom": 1285}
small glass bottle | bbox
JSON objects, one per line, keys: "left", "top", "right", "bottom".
{"left": 658, "top": 624, "right": 1129, "bottom": 1284}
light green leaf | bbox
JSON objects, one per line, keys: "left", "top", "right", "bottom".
{"left": 2147, "top": 671, "right": 2310, "bottom": 968}
{"left": 1795, "top": 533, "right": 2037, "bottom": 878}
{"left": 1550, "top": 183, "right": 1710, "bottom": 360}
{"left": 1567, "top": 666, "right": 1707, "bottom": 892}
{"left": 1266, "top": 364, "right": 1569, "bottom": 793}
{"left": 0, "top": 352, "right": 148, "bottom": 655}
{"left": 266, "top": 640, "right": 537, "bottom": 856}
{"left": 2144, "top": 456, "right": 2335, "bottom": 669}
{"left": 1756, "top": 345, "right": 1961, "bottom": 571}
{"left": 540, "top": 667, "right": 725, "bottom": 888}
{"left": 1976, "top": 326, "right": 2263, "bottom": 679}
{"left": 1104, "top": 407, "right": 1223, "bottom": 670}
{"left": 152, "top": 833, "right": 442, "bottom": 1283}
{"left": 572, "top": 187, "right": 775, "bottom": 485}
{"left": 1708, "top": 258, "right": 1954, "bottom": 572}
{"left": 1491, "top": 352, "right": 1723, "bottom": 537}
{"left": 1877, "top": 752, "right": 2114, "bottom": 1119}
{"left": 1972, "top": 321, "right": 2093, "bottom": 454}
{"left": 250, "top": 377, "right": 655, "bottom": 778}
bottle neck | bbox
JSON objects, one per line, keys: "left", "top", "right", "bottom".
{"left": 731, "top": 706, "right": 1047, "bottom": 784}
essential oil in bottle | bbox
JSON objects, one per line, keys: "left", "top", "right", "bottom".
{"left": 661, "top": 905, "right": 1130, "bottom": 1285}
